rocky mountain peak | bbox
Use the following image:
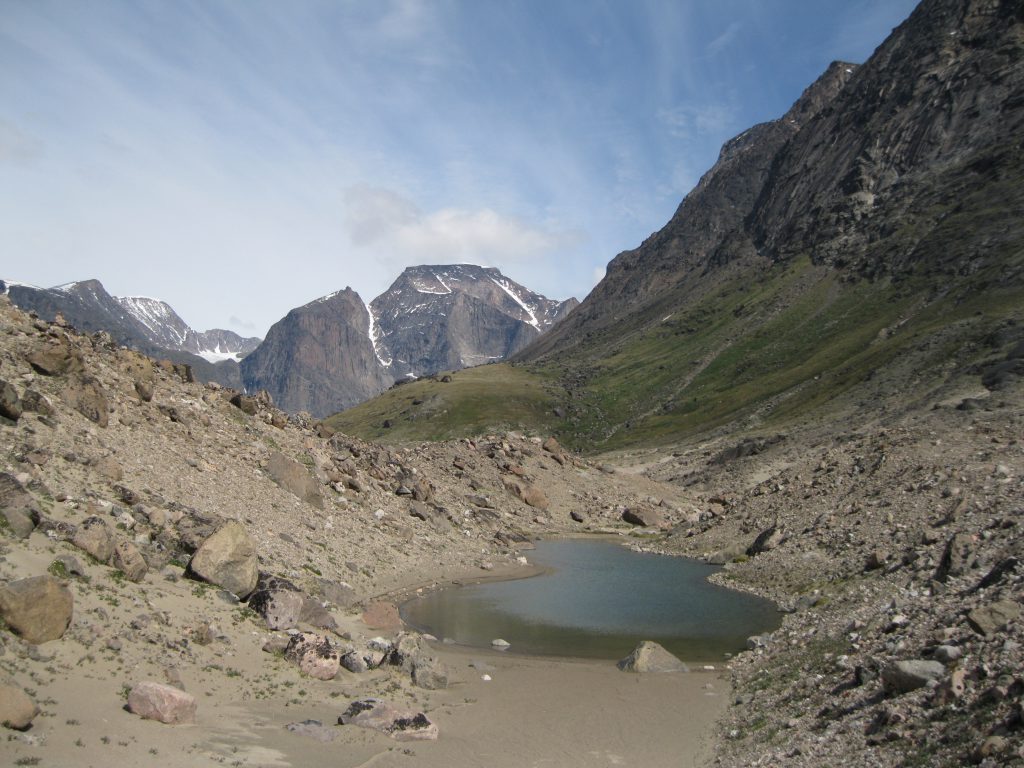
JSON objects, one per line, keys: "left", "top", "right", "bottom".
{"left": 240, "top": 265, "right": 577, "bottom": 418}
{"left": 369, "top": 264, "right": 578, "bottom": 382}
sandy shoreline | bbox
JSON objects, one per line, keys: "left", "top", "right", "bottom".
{"left": 2, "top": 536, "right": 728, "bottom": 768}
{"left": 251, "top": 643, "right": 729, "bottom": 768}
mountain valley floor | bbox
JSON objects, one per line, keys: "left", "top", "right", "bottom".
{"left": 0, "top": 296, "right": 1021, "bottom": 767}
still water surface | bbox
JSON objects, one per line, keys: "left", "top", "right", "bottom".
{"left": 400, "top": 538, "right": 781, "bottom": 661}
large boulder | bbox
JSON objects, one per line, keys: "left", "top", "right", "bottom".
{"left": 186, "top": 521, "right": 258, "bottom": 598}
{"left": 284, "top": 632, "right": 341, "bottom": 680}
{"left": 72, "top": 515, "right": 115, "bottom": 563}
{"left": 933, "top": 533, "right": 977, "bottom": 583}
{"left": 411, "top": 654, "right": 449, "bottom": 690}
{"left": 0, "top": 575, "right": 74, "bottom": 644}
{"left": 617, "top": 641, "right": 688, "bottom": 673}
{"left": 248, "top": 575, "right": 305, "bottom": 630}
{"left": 0, "top": 473, "right": 40, "bottom": 539}
{"left": 266, "top": 451, "right": 323, "bottom": 509}
{"left": 316, "top": 579, "right": 357, "bottom": 608}
{"left": 747, "top": 524, "right": 785, "bottom": 556}
{"left": 126, "top": 681, "right": 196, "bottom": 724}
{"left": 27, "top": 343, "right": 84, "bottom": 376}
{"left": 0, "top": 379, "right": 22, "bottom": 423}
{"left": 339, "top": 699, "right": 438, "bottom": 741}
{"left": 0, "top": 679, "right": 39, "bottom": 730}
{"left": 966, "top": 600, "right": 1021, "bottom": 637}
{"left": 62, "top": 374, "right": 109, "bottom": 427}
{"left": 621, "top": 508, "right": 664, "bottom": 528}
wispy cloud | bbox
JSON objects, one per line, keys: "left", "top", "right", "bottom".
{"left": 706, "top": 21, "right": 742, "bottom": 55}
{"left": 0, "top": 0, "right": 920, "bottom": 334}
{"left": 0, "top": 118, "right": 43, "bottom": 165}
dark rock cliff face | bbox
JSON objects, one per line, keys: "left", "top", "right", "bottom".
{"left": 239, "top": 288, "right": 392, "bottom": 417}
{"left": 524, "top": 0, "right": 1024, "bottom": 363}
{"left": 241, "top": 265, "right": 577, "bottom": 419}
{"left": 523, "top": 62, "right": 859, "bottom": 359}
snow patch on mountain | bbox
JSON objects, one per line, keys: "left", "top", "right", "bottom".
{"left": 490, "top": 277, "right": 540, "bottom": 330}
{"left": 117, "top": 296, "right": 187, "bottom": 345}
{"left": 364, "top": 298, "right": 392, "bottom": 367}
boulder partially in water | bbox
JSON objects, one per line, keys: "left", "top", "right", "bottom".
{"left": 617, "top": 641, "right": 688, "bottom": 673}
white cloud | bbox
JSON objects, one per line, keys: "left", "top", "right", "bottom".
{"left": 706, "top": 21, "right": 742, "bottom": 55}
{"left": 343, "top": 185, "right": 582, "bottom": 267}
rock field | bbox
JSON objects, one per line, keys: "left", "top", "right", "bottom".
{"left": 0, "top": 293, "right": 1021, "bottom": 766}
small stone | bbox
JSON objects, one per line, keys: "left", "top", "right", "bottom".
{"left": 491, "top": 638, "right": 511, "bottom": 649}
{"left": 967, "top": 600, "right": 1021, "bottom": 636}
{"left": 881, "top": 659, "right": 946, "bottom": 694}
{"left": 127, "top": 681, "right": 196, "bottom": 724}
{"left": 617, "top": 640, "right": 688, "bottom": 673}
{"left": 112, "top": 539, "right": 148, "bottom": 582}
{"left": 339, "top": 698, "right": 438, "bottom": 742}
{"left": 286, "top": 719, "right": 336, "bottom": 743}
{"left": 934, "top": 645, "right": 962, "bottom": 664}
{"left": 0, "top": 679, "right": 38, "bottom": 730}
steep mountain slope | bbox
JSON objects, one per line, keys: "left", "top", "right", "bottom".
{"left": 115, "top": 295, "right": 260, "bottom": 362}
{"left": 239, "top": 288, "right": 394, "bottom": 417}
{"left": 244, "top": 266, "right": 577, "bottom": 418}
{"left": 0, "top": 279, "right": 258, "bottom": 386}
{"left": 335, "top": 0, "right": 1023, "bottom": 453}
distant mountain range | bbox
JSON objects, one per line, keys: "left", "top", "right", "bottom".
{"left": 240, "top": 265, "right": 577, "bottom": 417}
{"left": 0, "top": 278, "right": 259, "bottom": 387}
{"left": 2, "top": 265, "right": 577, "bottom": 418}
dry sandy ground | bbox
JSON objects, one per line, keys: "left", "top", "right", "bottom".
{"left": 1, "top": 542, "right": 725, "bottom": 768}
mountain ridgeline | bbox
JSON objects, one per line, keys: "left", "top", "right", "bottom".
{"left": 3, "top": 267, "right": 576, "bottom": 420}
{"left": 240, "top": 266, "right": 577, "bottom": 417}
{"left": 330, "top": 0, "right": 1024, "bottom": 450}
{"left": 0, "top": 279, "right": 259, "bottom": 387}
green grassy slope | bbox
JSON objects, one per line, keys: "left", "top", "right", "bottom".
{"left": 328, "top": 250, "right": 1023, "bottom": 453}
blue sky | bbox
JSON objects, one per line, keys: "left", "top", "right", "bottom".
{"left": 1, "top": 0, "right": 919, "bottom": 337}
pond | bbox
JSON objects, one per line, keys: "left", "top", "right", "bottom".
{"left": 399, "top": 538, "right": 781, "bottom": 661}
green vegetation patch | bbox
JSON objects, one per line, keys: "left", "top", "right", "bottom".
{"left": 326, "top": 363, "right": 558, "bottom": 443}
